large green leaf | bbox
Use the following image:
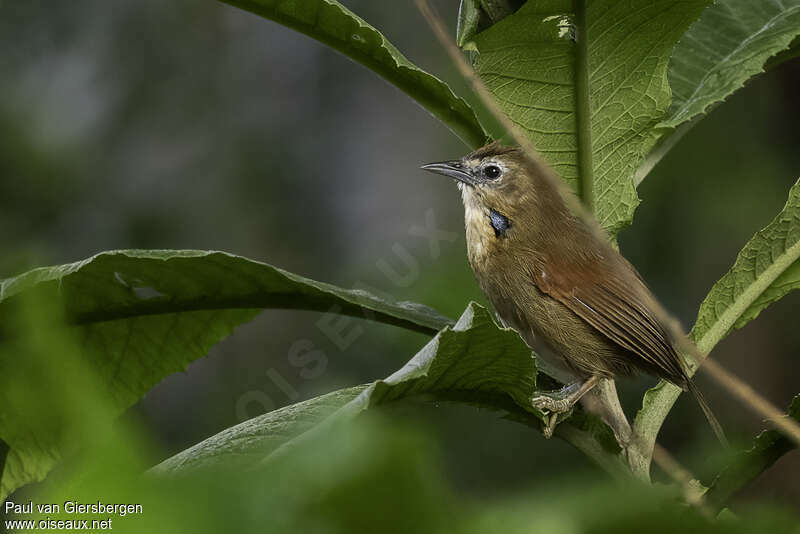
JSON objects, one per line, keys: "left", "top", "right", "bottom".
{"left": 0, "top": 249, "right": 451, "bottom": 499}
{"left": 662, "top": 0, "right": 800, "bottom": 129}
{"left": 0, "top": 302, "right": 124, "bottom": 503}
{"left": 219, "top": 0, "right": 487, "bottom": 148}
{"left": 152, "top": 386, "right": 367, "bottom": 474}
{"left": 634, "top": 178, "right": 800, "bottom": 457}
{"left": 0, "top": 250, "right": 451, "bottom": 337}
{"left": 704, "top": 394, "right": 800, "bottom": 513}
{"left": 152, "top": 303, "right": 541, "bottom": 474}
{"left": 637, "top": 4, "right": 800, "bottom": 185}
{"left": 470, "top": 0, "right": 709, "bottom": 234}
{"left": 690, "top": 177, "right": 800, "bottom": 347}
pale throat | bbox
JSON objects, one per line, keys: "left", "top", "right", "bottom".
{"left": 460, "top": 185, "right": 500, "bottom": 266}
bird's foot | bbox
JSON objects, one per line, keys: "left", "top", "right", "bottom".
{"left": 531, "top": 382, "right": 582, "bottom": 413}
{"left": 530, "top": 377, "right": 602, "bottom": 439}
{"left": 531, "top": 394, "right": 573, "bottom": 414}
{"left": 530, "top": 384, "right": 580, "bottom": 438}
{"left": 540, "top": 413, "right": 559, "bottom": 439}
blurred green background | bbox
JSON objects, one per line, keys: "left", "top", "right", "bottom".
{"left": 0, "top": 0, "right": 798, "bottom": 521}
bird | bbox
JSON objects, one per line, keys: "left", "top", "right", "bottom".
{"left": 421, "top": 141, "right": 725, "bottom": 444}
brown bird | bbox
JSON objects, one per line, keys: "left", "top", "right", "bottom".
{"left": 422, "top": 142, "right": 725, "bottom": 443}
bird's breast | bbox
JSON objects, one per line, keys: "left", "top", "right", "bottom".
{"left": 462, "top": 197, "right": 497, "bottom": 271}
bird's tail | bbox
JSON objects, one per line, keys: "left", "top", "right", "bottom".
{"left": 687, "top": 379, "right": 728, "bottom": 447}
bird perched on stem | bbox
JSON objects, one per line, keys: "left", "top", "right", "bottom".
{"left": 422, "top": 141, "right": 726, "bottom": 445}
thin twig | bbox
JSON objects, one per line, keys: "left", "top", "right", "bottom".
{"left": 704, "top": 394, "right": 799, "bottom": 513}
{"left": 415, "top": 0, "right": 539, "bottom": 161}
{"left": 652, "top": 443, "right": 711, "bottom": 515}
{"left": 698, "top": 357, "right": 800, "bottom": 446}
{"left": 653, "top": 443, "right": 694, "bottom": 485}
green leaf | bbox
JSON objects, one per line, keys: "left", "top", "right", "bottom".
{"left": 0, "top": 437, "right": 8, "bottom": 489}
{"left": 457, "top": 0, "right": 485, "bottom": 48}
{"left": 0, "top": 250, "right": 451, "bottom": 337}
{"left": 219, "top": 0, "right": 487, "bottom": 148}
{"left": 0, "top": 249, "right": 451, "bottom": 498}
{"left": 690, "top": 177, "right": 800, "bottom": 348}
{"left": 0, "top": 297, "right": 131, "bottom": 501}
{"left": 633, "top": 178, "right": 800, "bottom": 461}
{"left": 478, "top": 0, "right": 520, "bottom": 23}
{"left": 471, "top": 0, "right": 709, "bottom": 234}
{"left": 765, "top": 35, "right": 800, "bottom": 69}
{"left": 704, "top": 395, "right": 800, "bottom": 513}
{"left": 152, "top": 386, "right": 369, "bottom": 474}
{"left": 662, "top": 0, "right": 800, "bottom": 130}
{"left": 152, "top": 303, "right": 540, "bottom": 474}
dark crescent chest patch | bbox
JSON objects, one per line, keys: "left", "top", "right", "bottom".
{"left": 489, "top": 209, "right": 511, "bottom": 238}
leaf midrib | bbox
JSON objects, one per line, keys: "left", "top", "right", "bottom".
{"left": 694, "top": 237, "right": 800, "bottom": 358}
{"left": 574, "top": 0, "right": 594, "bottom": 210}
{"left": 0, "top": 293, "right": 445, "bottom": 338}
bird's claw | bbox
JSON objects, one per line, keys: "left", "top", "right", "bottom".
{"left": 531, "top": 395, "right": 572, "bottom": 414}
{"left": 531, "top": 392, "right": 575, "bottom": 439}
{"left": 541, "top": 413, "right": 557, "bottom": 439}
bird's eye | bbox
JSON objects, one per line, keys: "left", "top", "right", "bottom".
{"left": 483, "top": 165, "right": 501, "bottom": 179}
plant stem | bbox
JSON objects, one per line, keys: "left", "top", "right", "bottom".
{"left": 634, "top": 120, "right": 695, "bottom": 187}
{"left": 573, "top": 0, "right": 593, "bottom": 211}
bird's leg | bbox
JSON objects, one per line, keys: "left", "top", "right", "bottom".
{"left": 531, "top": 375, "right": 601, "bottom": 438}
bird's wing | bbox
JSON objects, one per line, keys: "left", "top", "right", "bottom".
{"left": 533, "top": 262, "right": 686, "bottom": 385}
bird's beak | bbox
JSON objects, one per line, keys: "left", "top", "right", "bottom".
{"left": 420, "top": 160, "right": 476, "bottom": 186}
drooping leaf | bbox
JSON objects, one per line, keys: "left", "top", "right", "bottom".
{"left": 0, "top": 295, "right": 135, "bottom": 501}
{"left": 471, "top": 0, "right": 709, "bottom": 234}
{"left": 219, "top": 0, "right": 487, "bottom": 148}
{"left": 704, "top": 395, "right": 800, "bottom": 513}
{"left": 0, "top": 249, "right": 451, "bottom": 498}
{"left": 152, "top": 303, "right": 540, "bottom": 474}
{"left": 662, "top": 0, "right": 800, "bottom": 130}
{"left": 634, "top": 178, "right": 800, "bottom": 453}
{"left": 637, "top": 4, "right": 800, "bottom": 185}
{"left": 0, "top": 250, "right": 451, "bottom": 338}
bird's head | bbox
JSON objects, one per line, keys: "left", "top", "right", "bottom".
{"left": 421, "top": 141, "right": 552, "bottom": 239}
